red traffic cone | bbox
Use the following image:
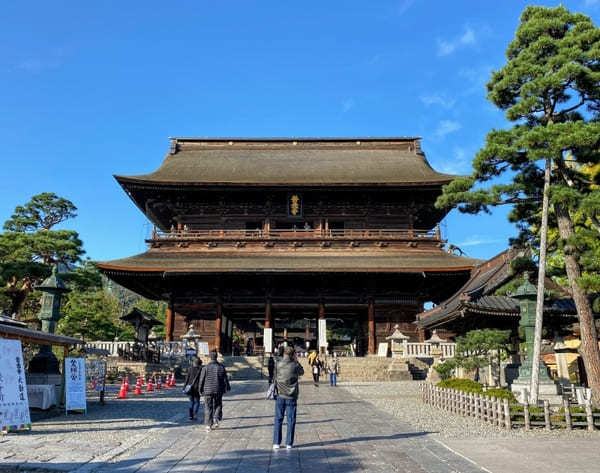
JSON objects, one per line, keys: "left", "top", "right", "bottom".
{"left": 134, "top": 383, "right": 143, "bottom": 395}
{"left": 118, "top": 380, "right": 128, "bottom": 399}
{"left": 169, "top": 373, "right": 176, "bottom": 387}
{"left": 147, "top": 377, "right": 154, "bottom": 392}
{"left": 164, "top": 374, "right": 171, "bottom": 388}
{"left": 125, "top": 376, "right": 131, "bottom": 392}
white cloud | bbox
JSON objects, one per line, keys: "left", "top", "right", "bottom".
{"left": 434, "top": 120, "right": 461, "bottom": 137}
{"left": 438, "top": 146, "right": 471, "bottom": 174}
{"left": 420, "top": 93, "right": 456, "bottom": 109}
{"left": 342, "top": 98, "right": 355, "bottom": 113}
{"left": 397, "top": 0, "right": 415, "bottom": 15}
{"left": 437, "top": 27, "right": 476, "bottom": 56}
{"left": 457, "top": 236, "right": 504, "bottom": 247}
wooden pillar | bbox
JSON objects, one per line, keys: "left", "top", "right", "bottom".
{"left": 165, "top": 298, "right": 175, "bottom": 342}
{"left": 215, "top": 298, "right": 222, "bottom": 353}
{"left": 305, "top": 321, "right": 310, "bottom": 341}
{"left": 368, "top": 297, "right": 376, "bottom": 355}
{"left": 265, "top": 297, "right": 272, "bottom": 329}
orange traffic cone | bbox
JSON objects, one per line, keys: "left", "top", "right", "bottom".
{"left": 118, "top": 379, "right": 128, "bottom": 399}
{"left": 147, "top": 377, "right": 154, "bottom": 392}
{"left": 164, "top": 374, "right": 171, "bottom": 388}
{"left": 169, "top": 373, "right": 176, "bottom": 387}
{"left": 134, "top": 382, "right": 143, "bottom": 395}
{"left": 125, "top": 376, "right": 131, "bottom": 392}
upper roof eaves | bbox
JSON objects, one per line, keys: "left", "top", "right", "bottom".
{"left": 115, "top": 136, "right": 458, "bottom": 187}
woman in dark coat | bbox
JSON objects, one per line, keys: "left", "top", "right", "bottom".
{"left": 185, "top": 357, "right": 203, "bottom": 420}
{"left": 311, "top": 354, "right": 323, "bottom": 387}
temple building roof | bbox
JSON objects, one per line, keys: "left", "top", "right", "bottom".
{"left": 115, "top": 137, "right": 458, "bottom": 188}
{"left": 417, "top": 248, "right": 584, "bottom": 330}
{"left": 97, "top": 250, "right": 480, "bottom": 274}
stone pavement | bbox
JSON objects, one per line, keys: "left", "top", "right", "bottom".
{"left": 1, "top": 380, "right": 486, "bottom": 473}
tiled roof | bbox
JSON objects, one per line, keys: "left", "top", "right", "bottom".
{"left": 115, "top": 138, "right": 458, "bottom": 187}
{"left": 97, "top": 250, "right": 480, "bottom": 274}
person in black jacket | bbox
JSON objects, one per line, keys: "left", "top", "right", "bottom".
{"left": 199, "top": 350, "right": 231, "bottom": 431}
{"left": 184, "top": 357, "right": 203, "bottom": 420}
{"left": 272, "top": 346, "right": 304, "bottom": 449}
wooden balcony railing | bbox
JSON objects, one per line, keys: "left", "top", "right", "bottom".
{"left": 150, "top": 227, "right": 441, "bottom": 241}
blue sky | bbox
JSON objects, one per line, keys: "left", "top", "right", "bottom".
{"left": 1, "top": 1, "right": 599, "bottom": 263}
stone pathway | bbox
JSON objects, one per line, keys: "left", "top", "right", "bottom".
{"left": 1, "top": 380, "right": 485, "bottom": 473}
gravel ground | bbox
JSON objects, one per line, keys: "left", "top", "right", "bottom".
{"left": 339, "top": 381, "right": 599, "bottom": 440}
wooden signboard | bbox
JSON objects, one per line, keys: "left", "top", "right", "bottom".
{"left": 198, "top": 342, "right": 210, "bottom": 356}
{"left": 0, "top": 338, "right": 31, "bottom": 433}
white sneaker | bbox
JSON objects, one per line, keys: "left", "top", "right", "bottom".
{"left": 286, "top": 445, "right": 293, "bottom": 449}
{"left": 205, "top": 425, "right": 211, "bottom": 432}
{"left": 272, "top": 444, "right": 280, "bottom": 450}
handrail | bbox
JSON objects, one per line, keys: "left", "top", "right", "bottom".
{"left": 151, "top": 227, "right": 441, "bottom": 240}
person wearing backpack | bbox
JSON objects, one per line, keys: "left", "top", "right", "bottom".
{"left": 272, "top": 346, "right": 304, "bottom": 450}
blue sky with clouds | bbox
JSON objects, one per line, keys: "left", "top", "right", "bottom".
{"left": 1, "top": 1, "right": 599, "bottom": 262}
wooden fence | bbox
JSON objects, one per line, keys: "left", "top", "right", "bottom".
{"left": 421, "top": 383, "right": 599, "bottom": 431}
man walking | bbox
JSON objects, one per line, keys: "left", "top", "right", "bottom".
{"left": 199, "top": 350, "right": 231, "bottom": 431}
{"left": 273, "top": 346, "right": 304, "bottom": 450}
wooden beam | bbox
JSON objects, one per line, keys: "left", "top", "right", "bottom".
{"left": 368, "top": 297, "right": 376, "bottom": 355}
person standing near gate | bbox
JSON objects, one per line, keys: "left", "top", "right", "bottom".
{"left": 326, "top": 353, "right": 339, "bottom": 387}
{"left": 199, "top": 350, "right": 231, "bottom": 431}
{"left": 273, "top": 346, "right": 304, "bottom": 450}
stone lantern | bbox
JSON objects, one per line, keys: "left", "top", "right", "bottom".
{"left": 182, "top": 324, "right": 201, "bottom": 353}
{"left": 29, "top": 265, "right": 71, "bottom": 375}
{"left": 510, "top": 273, "right": 560, "bottom": 403}
{"left": 425, "top": 330, "right": 445, "bottom": 359}
{"left": 425, "top": 330, "right": 446, "bottom": 383}
{"left": 386, "top": 325, "right": 409, "bottom": 358}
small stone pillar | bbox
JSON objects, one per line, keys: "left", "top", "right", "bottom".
{"left": 425, "top": 330, "right": 446, "bottom": 383}
{"left": 386, "top": 324, "right": 409, "bottom": 358}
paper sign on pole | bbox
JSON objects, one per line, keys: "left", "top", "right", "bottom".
{"left": 264, "top": 328, "right": 273, "bottom": 353}
{"left": 0, "top": 338, "right": 31, "bottom": 433}
{"left": 198, "top": 342, "right": 210, "bottom": 355}
{"left": 318, "top": 319, "right": 327, "bottom": 348}
{"left": 65, "top": 357, "right": 87, "bottom": 414}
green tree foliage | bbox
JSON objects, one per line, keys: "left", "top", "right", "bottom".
{"left": 0, "top": 193, "right": 84, "bottom": 317}
{"left": 435, "top": 5, "right": 600, "bottom": 403}
{"left": 4, "top": 192, "right": 77, "bottom": 232}
{"left": 453, "top": 329, "right": 511, "bottom": 371}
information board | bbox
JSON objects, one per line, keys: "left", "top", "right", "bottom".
{"left": 318, "top": 319, "right": 327, "bottom": 348}
{"left": 65, "top": 357, "right": 87, "bottom": 414}
{"left": 263, "top": 328, "right": 273, "bottom": 353}
{"left": 0, "top": 338, "right": 31, "bottom": 433}
{"left": 377, "top": 342, "right": 389, "bottom": 357}
{"left": 198, "top": 342, "right": 210, "bottom": 356}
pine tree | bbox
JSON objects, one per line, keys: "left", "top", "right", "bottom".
{"left": 436, "top": 6, "right": 600, "bottom": 403}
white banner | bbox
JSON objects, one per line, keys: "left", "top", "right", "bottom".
{"left": 264, "top": 328, "right": 273, "bottom": 353}
{"left": 0, "top": 338, "right": 31, "bottom": 433}
{"left": 65, "top": 358, "right": 87, "bottom": 413}
{"left": 318, "top": 319, "right": 327, "bottom": 348}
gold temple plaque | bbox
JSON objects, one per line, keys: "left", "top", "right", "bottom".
{"left": 288, "top": 194, "right": 302, "bottom": 217}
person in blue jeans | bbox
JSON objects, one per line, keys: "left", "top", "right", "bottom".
{"left": 273, "top": 346, "right": 304, "bottom": 449}
{"left": 327, "top": 353, "right": 339, "bottom": 386}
